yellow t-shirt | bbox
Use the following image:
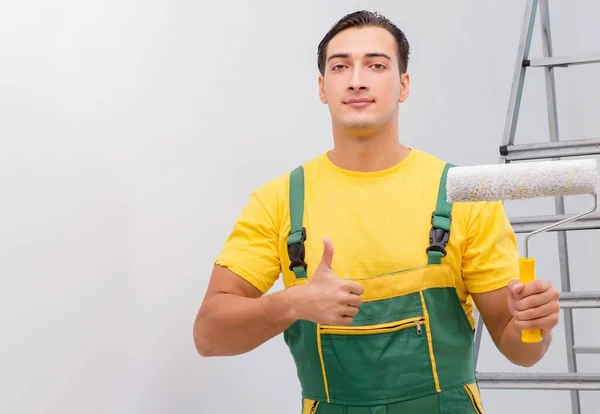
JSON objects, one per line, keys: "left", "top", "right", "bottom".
{"left": 215, "top": 148, "right": 520, "bottom": 327}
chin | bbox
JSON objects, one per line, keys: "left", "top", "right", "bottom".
{"left": 340, "top": 117, "right": 383, "bottom": 130}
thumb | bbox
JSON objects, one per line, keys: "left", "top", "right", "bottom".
{"left": 508, "top": 279, "right": 524, "bottom": 298}
{"left": 318, "top": 237, "right": 334, "bottom": 271}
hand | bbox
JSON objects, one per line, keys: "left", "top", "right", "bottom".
{"left": 294, "top": 237, "right": 364, "bottom": 326}
{"left": 508, "top": 279, "right": 560, "bottom": 336}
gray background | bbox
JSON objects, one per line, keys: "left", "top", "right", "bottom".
{"left": 0, "top": 1, "right": 598, "bottom": 413}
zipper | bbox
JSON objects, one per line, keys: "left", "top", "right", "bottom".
{"left": 319, "top": 316, "right": 425, "bottom": 336}
{"left": 310, "top": 401, "right": 320, "bottom": 414}
{"left": 464, "top": 385, "right": 483, "bottom": 414}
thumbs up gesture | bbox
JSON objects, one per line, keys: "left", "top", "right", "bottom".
{"left": 295, "top": 237, "right": 364, "bottom": 326}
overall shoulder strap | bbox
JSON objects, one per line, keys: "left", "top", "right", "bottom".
{"left": 427, "top": 163, "right": 455, "bottom": 265}
{"left": 287, "top": 166, "right": 308, "bottom": 279}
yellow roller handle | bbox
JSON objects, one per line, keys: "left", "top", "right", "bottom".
{"left": 518, "top": 257, "right": 543, "bottom": 343}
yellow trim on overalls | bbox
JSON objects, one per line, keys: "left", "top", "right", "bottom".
{"left": 315, "top": 323, "right": 330, "bottom": 402}
{"left": 291, "top": 264, "right": 455, "bottom": 302}
{"left": 464, "top": 383, "right": 484, "bottom": 413}
{"left": 420, "top": 291, "right": 441, "bottom": 392}
{"left": 319, "top": 316, "right": 424, "bottom": 335}
{"left": 302, "top": 398, "right": 321, "bottom": 414}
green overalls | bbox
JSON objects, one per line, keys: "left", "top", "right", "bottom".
{"left": 283, "top": 163, "right": 486, "bottom": 414}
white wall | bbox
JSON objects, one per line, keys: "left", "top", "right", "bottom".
{"left": 1, "top": 1, "right": 598, "bottom": 413}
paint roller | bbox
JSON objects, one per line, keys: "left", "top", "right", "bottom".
{"left": 446, "top": 158, "right": 599, "bottom": 343}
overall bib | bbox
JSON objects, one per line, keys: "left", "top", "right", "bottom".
{"left": 283, "top": 163, "right": 486, "bottom": 414}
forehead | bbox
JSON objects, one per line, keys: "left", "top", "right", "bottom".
{"left": 326, "top": 26, "right": 397, "bottom": 59}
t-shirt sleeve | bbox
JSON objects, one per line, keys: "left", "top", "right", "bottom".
{"left": 461, "top": 200, "right": 520, "bottom": 294}
{"left": 214, "top": 189, "right": 282, "bottom": 294}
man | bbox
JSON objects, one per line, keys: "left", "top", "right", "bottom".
{"left": 193, "top": 10, "right": 560, "bottom": 413}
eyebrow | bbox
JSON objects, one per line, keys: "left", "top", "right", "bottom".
{"left": 327, "top": 52, "right": 392, "bottom": 62}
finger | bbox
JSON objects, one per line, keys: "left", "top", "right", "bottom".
{"left": 514, "top": 313, "right": 559, "bottom": 331}
{"left": 515, "top": 288, "right": 560, "bottom": 311}
{"left": 508, "top": 279, "right": 524, "bottom": 298}
{"left": 337, "top": 315, "right": 354, "bottom": 326}
{"left": 344, "top": 293, "right": 363, "bottom": 308}
{"left": 318, "top": 237, "right": 334, "bottom": 270}
{"left": 343, "top": 305, "right": 359, "bottom": 317}
{"left": 517, "top": 279, "right": 551, "bottom": 299}
{"left": 514, "top": 299, "right": 560, "bottom": 321}
{"left": 346, "top": 281, "right": 364, "bottom": 296}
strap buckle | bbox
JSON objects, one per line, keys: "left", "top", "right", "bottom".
{"left": 426, "top": 212, "right": 451, "bottom": 257}
{"left": 287, "top": 227, "right": 307, "bottom": 271}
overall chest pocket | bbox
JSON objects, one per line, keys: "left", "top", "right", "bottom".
{"left": 316, "top": 291, "right": 436, "bottom": 406}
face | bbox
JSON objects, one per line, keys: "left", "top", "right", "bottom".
{"left": 318, "top": 26, "right": 410, "bottom": 131}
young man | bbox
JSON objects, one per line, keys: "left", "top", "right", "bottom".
{"left": 193, "top": 10, "right": 560, "bottom": 413}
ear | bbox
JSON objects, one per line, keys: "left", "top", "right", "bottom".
{"left": 318, "top": 75, "right": 327, "bottom": 104}
{"left": 398, "top": 72, "right": 410, "bottom": 103}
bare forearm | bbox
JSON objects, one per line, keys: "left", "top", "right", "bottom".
{"left": 499, "top": 317, "right": 552, "bottom": 367}
{"left": 194, "top": 287, "right": 300, "bottom": 357}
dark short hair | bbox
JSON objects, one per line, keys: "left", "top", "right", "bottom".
{"left": 317, "top": 10, "right": 410, "bottom": 75}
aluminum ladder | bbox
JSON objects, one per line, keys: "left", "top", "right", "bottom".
{"left": 472, "top": 1, "right": 600, "bottom": 413}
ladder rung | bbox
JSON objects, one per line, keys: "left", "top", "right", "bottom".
{"left": 525, "top": 53, "right": 600, "bottom": 67}
{"left": 560, "top": 292, "right": 600, "bottom": 309}
{"left": 476, "top": 372, "right": 600, "bottom": 390}
{"left": 574, "top": 346, "right": 600, "bottom": 355}
{"left": 499, "top": 138, "right": 600, "bottom": 161}
{"left": 509, "top": 212, "right": 600, "bottom": 233}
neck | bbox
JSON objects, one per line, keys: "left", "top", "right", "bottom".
{"left": 328, "top": 118, "right": 409, "bottom": 172}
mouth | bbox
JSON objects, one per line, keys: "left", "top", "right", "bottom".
{"left": 345, "top": 98, "right": 374, "bottom": 108}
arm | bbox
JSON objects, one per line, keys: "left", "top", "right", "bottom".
{"left": 193, "top": 265, "right": 301, "bottom": 357}
{"left": 193, "top": 178, "right": 364, "bottom": 358}
{"left": 472, "top": 282, "right": 558, "bottom": 367}
{"left": 193, "top": 184, "right": 296, "bottom": 357}
{"left": 462, "top": 201, "right": 559, "bottom": 367}
{"left": 193, "top": 238, "right": 364, "bottom": 357}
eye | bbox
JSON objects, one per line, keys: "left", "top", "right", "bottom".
{"left": 331, "top": 64, "right": 346, "bottom": 71}
{"left": 371, "top": 63, "right": 386, "bottom": 70}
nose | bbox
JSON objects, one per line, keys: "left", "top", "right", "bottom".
{"left": 347, "top": 67, "right": 368, "bottom": 91}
